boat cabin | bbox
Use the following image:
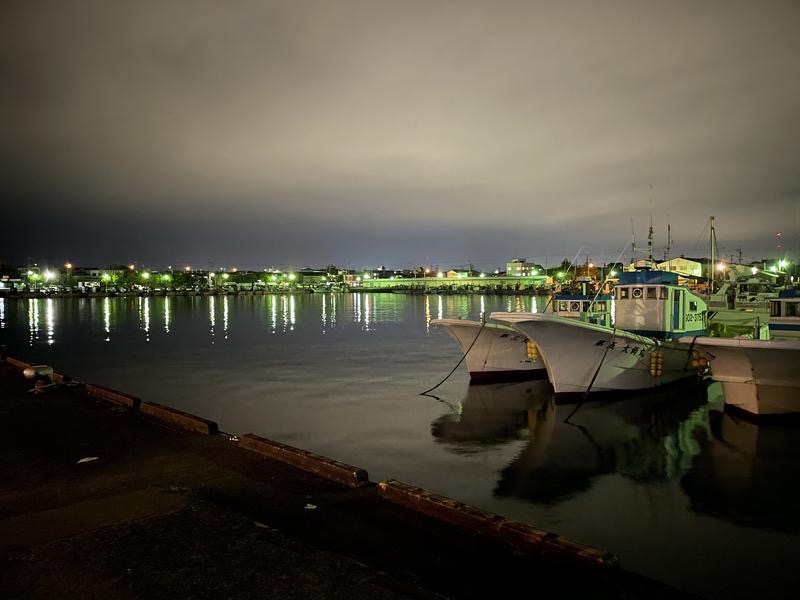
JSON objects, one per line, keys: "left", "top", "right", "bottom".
{"left": 553, "top": 294, "right": 613, "bottom": 327}
{"left": 768, "top": 290, "right": 800, "bottom": 339}
{"left": 613, "top": 271, "right": 707, "bottom": 339}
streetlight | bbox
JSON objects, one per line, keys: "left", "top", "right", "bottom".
{"left": 64, "top": 262, "right": 73, "bottom": 270}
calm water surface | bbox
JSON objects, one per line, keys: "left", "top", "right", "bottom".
{"left": 1, "top": 293, "right": 799, "bottom": 598}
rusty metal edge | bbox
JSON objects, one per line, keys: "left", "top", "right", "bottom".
{"left": 239, "top": 433, "right": 369, "bottom": 487}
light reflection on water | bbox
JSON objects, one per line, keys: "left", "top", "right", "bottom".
{"left": 2, "top": 293, "right": 799, "bottom": 598}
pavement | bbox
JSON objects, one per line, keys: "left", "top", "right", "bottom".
{"left": 0, "top": 363, "right": 689, "bottom": 598}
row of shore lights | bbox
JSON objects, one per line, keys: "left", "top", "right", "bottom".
{"left": 716, "top": 259, "right": 791, "bottom": 274}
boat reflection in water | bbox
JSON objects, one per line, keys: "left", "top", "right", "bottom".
{"left": 432, "top": 380, "right": 711, "bottom": 504}
{"left": 682, "top": 407, "right": 800, "bottom": 531}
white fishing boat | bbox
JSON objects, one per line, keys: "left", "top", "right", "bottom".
{"left": 767, "top": 290, "right": 800, "bottom": 340}
{"left": 492, "top": 270, "right": 708, "bottom": 397}
{"left": 680, "top": 335, "right": 800, "bottom": 419}
{"left": 706, "top": 277, "right": 779, "bottom": 337}
{"left": 432, "top": 288, "right": 610, "bottom": 383}
{"left": 431, "top": 319, "right": 546, "bottom": 382}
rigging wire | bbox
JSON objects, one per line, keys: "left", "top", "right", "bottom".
{"left": 419, "top": 318, "right": 487, "bottom": 397}
{"left": 564, "top": 326, "right": 616, "bottom": 424}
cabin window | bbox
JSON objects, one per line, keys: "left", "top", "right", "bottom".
{"left": 787, "top": 303, "right": 799, "bottom": 318}
{"left": 595, "top": 301, "right": 606, "bottom": 312}
{"left": 770, "top": 302, "right": 781, "bottom": 317}
{"left": 689, "top": 301, "right": 697, "bottom": 311}
{"left": 659, "top": 287, "right": 668, "bottom": 300}
{"left": 619, "top": 288, "right": 629, "bottom": 299}
{"left": 558, "top": 301, "right": 568, "bottom": 311}
{"left": 646, "top": 287, "right": 657, "bottom": 299}
{"left": 582, "top": 301, "right": 590, "bottom": 312}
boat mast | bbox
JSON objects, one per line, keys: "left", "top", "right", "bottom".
{"left": 709, "top": 216, "right": 716, "bottom": 293}
{"left": 666, "top": 224, "right": 672, "bottom": 270}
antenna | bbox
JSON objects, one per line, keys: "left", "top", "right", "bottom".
{"left": 630, "top": 218, "right": 636, "bottom": 263}
{"left": 647, "top": 215, "right": 654, "bottom": 261}
{"left": 664, "top": 223, "right": 672, "bottom": 262}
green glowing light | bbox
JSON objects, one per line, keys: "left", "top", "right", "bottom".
{"left": 288, "top": 273, "right": 296, "bottom": 281}
{"left": 101, "top": 273, "right": 111, "bottom": 281}
{"left": 141, "top": 272, "right": 150, "bottom": 280}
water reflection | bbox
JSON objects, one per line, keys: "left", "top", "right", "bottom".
{"left": 11, "top": 292, "right": 551, "bottom": 350}
{"left": 425, "top": 296, "right": 431, "bottom": 332}
{"left": 270, "top": 294, "right": 278, "bottom": 333}
{"left": 103, "top": 297, "right": 111, "bottom": 341}
{"left": 164, "top": 297, "right": 170, "bottom": 334}
{"left": 0, "top": 297, "right": 5, "bottom": 329}
{"left": 46, "top": 298, "right": 54, "bottom": 345}
{"left": 209, "top": 297, "right": 216, "bottom": 340}
{"left": 682, "top": 408, "right": 800, "bottom": 531}
{"left": 28, "top": 298, "right": 39, "bottom": 346}
{"left": 143, "top": 296, "right": 150, "bottom": 342}
{"left": 432, "top": 381, "right": 710, "bottom": 504}
{"left": 223, "top": 295, "right": 229, "bottom": 339}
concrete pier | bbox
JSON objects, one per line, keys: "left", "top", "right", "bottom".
{"left": 0, "top": 360, "right": 686, "bottom": 598}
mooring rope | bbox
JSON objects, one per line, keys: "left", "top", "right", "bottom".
{"left": 420, "top": 318, "right": 487, "bottom": 397}
{"left": 564, "top": 326, "right": 616, "bottom": 424}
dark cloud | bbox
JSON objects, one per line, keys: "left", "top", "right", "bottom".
{"left": 2, "top": 1, "right": 799, "bottom": 267}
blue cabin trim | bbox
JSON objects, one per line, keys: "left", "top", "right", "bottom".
{"left": 769, "top": 323, "right": 800, "bottom": 331}
{"left": 618, "top": 271, "right": 679, "bottom": 285}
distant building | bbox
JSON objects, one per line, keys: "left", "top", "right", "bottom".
{"left": 655, "top": 257, "right": 703, "bottom": 278}
{"left": 506, "top": 258, "right": 542, "bottom": 277}
{"left": 446, "top": 269, "right": 480, "bottom": 278}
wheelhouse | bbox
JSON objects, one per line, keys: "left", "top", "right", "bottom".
{"left": 613, "top": 270, "right": 707, "bottom": 339}
{"left": 768, "top": 290, "right": 800, "bottom": 339}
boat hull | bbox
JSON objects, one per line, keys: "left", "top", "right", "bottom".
{"left": 431, "top": 319, "right": 546, "bottom": 383}
{"left": 681, "top": 336, "right": 800, "bottom": 418}
{"left": 495, "top": 313, "right": 698, "bottom": 397}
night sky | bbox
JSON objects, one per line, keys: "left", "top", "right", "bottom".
{"left": 2, "top": 1, "right": 799, "bottom": 270}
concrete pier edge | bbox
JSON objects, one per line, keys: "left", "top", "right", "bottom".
{"left": 2, "top": 354, "right": 616, "bottom": 568}
{"left": 239, "top": 433, "right": 370, "bottom": 487}
{"left": 139, "top": 401, "right": 219, "bottom": 435}
{"left": 376, "top": 480, "right": 618, "bottom": 568}
{"left": 86, "top": 383, "right": 141, "bottom": 410}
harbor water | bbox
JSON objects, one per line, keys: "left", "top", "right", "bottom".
{"left": 1, "top": 293, "right": 799, "bottom": 598}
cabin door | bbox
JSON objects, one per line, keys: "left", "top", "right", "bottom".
{"left": 673, "top": 290, "right": 683, "bottom": 330}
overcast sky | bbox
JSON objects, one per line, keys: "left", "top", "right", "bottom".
{"left": 2, "top": 0, "right": 799, "bottom": 270}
